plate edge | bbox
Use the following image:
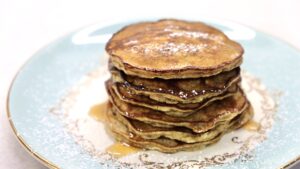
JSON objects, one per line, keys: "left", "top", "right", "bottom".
{"left": 6, "top": 59, "right": 60, "bottom": 169}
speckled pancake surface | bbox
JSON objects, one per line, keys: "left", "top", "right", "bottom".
{"left": 106, "top": 19, "right": 244, "bottom": 79}
{"left": 106, "top": 105, "right": 253, "bottom": 153}
{"left": 104, "top": 18, "right": 254, "bottom": 155}
{"left": 107, "top": 81, "right": 249, "bottom": 133}
{"left": 110, "top": 66, "right": 241, "bottom": 104}
{"left": 110, "top": 106, "right": 253, "bottom": 143}
{"left": 110, "top": 80, "right": 239, "bottom": 116}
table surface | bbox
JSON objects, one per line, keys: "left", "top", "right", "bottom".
{"left": 1, "top": 0, "right": 300, "bottom": 168}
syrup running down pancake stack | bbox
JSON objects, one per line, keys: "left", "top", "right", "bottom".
{"left": 105, "top": 19, "right": 253, "bottom": 153}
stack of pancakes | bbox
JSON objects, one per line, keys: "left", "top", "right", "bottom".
{"left": 105, "top": 19, "right": 253, "bottom": 153}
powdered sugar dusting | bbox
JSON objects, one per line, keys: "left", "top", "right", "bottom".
{"left": 49, "top": 68, "right": 279, "bottom": 168}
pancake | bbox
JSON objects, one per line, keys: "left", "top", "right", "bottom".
{"left": 104, "top": 19, "right": 252, "bottom": 153}
{"left": 110, "top": 105, "right": 253, "bottom": 143}
{"left": 111, "top": 80, "right": 239, "bottom": 116}
{"left": 110, "top": 66, "right": 241, "bottom": 104}
{"left": 106, "top": 105, "right": 252, "bottom": 153}
{"left": 106, "top": 108, "right": 221, "bottom": 153}
{"left": 107, "top": 81, "right": 249, "bottom": 133}
{"left": 106, "top": 19, "right": 243, "bottom": 79}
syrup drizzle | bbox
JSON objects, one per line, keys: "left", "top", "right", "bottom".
{"left": 89, "top": 101, "right": 108, "bottom": 122}
{"left": 243, "top": 120, "right": 261, "bottom": 131}
{"left": 89, "top": 101, "right": 141, "bottom": 158}
{"left": 105, "top": 142, "right": 140, "bottom": 158}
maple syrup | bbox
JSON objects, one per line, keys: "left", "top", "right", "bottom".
{"left": 243, "top": 120, "right": 261, "bottom": 131}
{"left": 89, "top": 101, "right": 108, "bottom": 122}
{"left": 105, "top": 142, "right": 140, "bottom": 158}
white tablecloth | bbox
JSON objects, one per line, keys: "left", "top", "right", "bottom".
{"left": 1, "top": 0, "right": 300, "bottom": 168}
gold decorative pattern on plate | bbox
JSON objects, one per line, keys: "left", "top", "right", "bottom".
{"left": 48, "top": 68, "right": 280, "bottom": 168}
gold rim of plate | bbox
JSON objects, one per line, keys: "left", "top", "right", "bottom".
{"left": 6, "top": 59, "right": 59, "bottom": 169}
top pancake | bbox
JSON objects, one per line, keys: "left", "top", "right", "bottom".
{"left": 106, "top": 19, "right": 243, "bottom": 79}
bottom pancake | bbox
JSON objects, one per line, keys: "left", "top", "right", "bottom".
{"left": 106, "top": 105, "right": 253, "bottom": 153}
{"left": 110, "top": 104, "right": 253, "bottom": 143}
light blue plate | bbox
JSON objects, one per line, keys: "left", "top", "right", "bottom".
{"left": 7, "top": 17, "right": 300, "bottom": 169}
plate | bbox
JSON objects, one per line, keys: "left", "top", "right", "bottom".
{"left": 7, "top": 17, "right": 300, "bottom": 169}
